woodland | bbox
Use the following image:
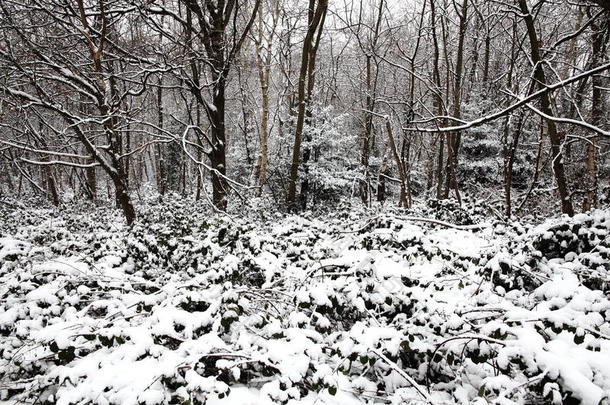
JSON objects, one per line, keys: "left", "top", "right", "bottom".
{"left": 0, "top": 0, "right": 610, "bottom": 404}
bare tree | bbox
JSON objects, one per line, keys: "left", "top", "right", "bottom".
{"left": 517, "top": 0, "right": 574, "bottom": 216}
{"left": 142, "top": 0, "right": 261, "bottom": 210}
{"left": 253, "top": 0, "right": 282, "bottom": 197}
{"left": 582, "top": 11, "right": 609, "bottom": 211}
{"left": 0, "top": 0, "right": 145, "bottom": 224}
{"left": 286, "top": 0, "right": 328, "bottom": 211}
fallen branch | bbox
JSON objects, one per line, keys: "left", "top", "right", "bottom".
{"left": 341, "top": 215, "right": 489, "bottom": 234}
{"left": 399, "top": 216, "right": 490, "bottom": 231}
{"left": 371, "top": 348, "right": 435, "bottom": 404}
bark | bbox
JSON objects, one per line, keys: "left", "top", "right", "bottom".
{"left": 209, "top": 80, "right": 229, "bottom": 210}
{"left": 360, "top": 54, "right": 374, "bottom": 205}
{"left": 254, "top": 11, "right": 270, "bottom": 196}
{"left": 377, "top": 142, "right": 389, "bottom": 202}
{"left": 430, "top": 0, "right": 445, "bottom": 199}
{"left": 254, "top": 0, "right": 280, "bottom": 197}
{"left": 77, "top": 0, "right": 136, "bottom": 224}
{"left": 482, "top": 34, "right": 490, "bottom": 87}
{"left": 85, "top": 161, "right": 96, "bottom": 202}
{"left": 35, "top": 133, "right": 60, "bottom": 206}
{"left": 111, "top": 171, "right": 136, "bottom": 225}
{"left": 503, "top": 19, "right": 519, "bottom": 218}
{"left": 503, "top": 112, "right": 525, "bottom": 217}
{"left": 360, "top": 0, "right": 384, "bottom": 206}
{"left": 518, "top": 0, "right": 574, "bottom": 216}
{"left": 516, "top": 125, "right": 545, "bottom": 214}
{"left": 425, "top": 138, "right": 436, "bottom": 192}
{"left": 435, "top": 135, "right": 444, "bottom": 199}
{"left": 156, "top": 77, "right": 166, "bottom": 196}
{"left": 400, "top": 134, "right": 413, "bottom": 208}
{"left": 80, "top": 96, "right": 97, "bottom": 201}
{"left": 181, "top": 0, "right": 261, "bottom": 211}
{"left": 44, "top": 164, "right": 60, "bottom": 206}
{"left": 298, "top": 0, "right": 327, "bottom": 210}
{"left": 386, "top": 119, "right": 409, "bottom": 208}
{"left": 286, "top": 0, "right": 328, "bottom": 211}
{"left": 444, "top": 0, "right": 468, "bottom": 204}
{"left": 1, "top": 160, "right": 15, "bottom": 193}
{"left": 195, "top": 105, "right": 203, "bottom": 201}
{"left": 401, "top": 0, "right": 425, "bottom": 205}
{"left": 582, "top": 13, "right": 609, "bottom": 211}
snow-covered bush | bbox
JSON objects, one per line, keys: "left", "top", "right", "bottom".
{"left": 0, "top": 200, "right": 608, "bottom": 405}
{"left": 421, "top": 197, "right": 489, "bottom": 226}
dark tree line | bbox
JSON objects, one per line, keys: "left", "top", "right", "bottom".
{"left": 1, "top": 0, "right": 609, "bottom": 223}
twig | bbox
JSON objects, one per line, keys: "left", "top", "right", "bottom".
{"left": 371, "top": 348, "right": 434, "bottom": 404}
{"left": 398, "top": 216, "right": 490, "bottom": 231}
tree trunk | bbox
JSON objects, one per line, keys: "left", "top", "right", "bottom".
{"left": 45, "top": 165, "right": 60, "bottom": 206}
{"left": 386, "top": 119, "right": 409, "bottom": 208}
{"left": 444, "top": 0, "right": 468, "bottom": 204}
{"left": 255, "top": 53, "right": 270, "bottom": 197}
{"left": 299, "top": 0, "right": 328, "bottom": 210}
{"left": 286, "top": 0, "right": 328, "bottom": 210}
{"left": 359, "top": 0, "right": 384, "bottom": 206}
{"left": 33, "top": 140, "right": 59, "bottom": 206}
{"left": 377, "top": 142, "right": 389, "bottom": 202}
{"left": 85, "top": 160, "right": 97, "bottom": 202}
{"left": 360, "top": 54, "right": 374, "bottom": 205}
{"left": 254, "top": 0, "right": 279, "bottom": 197}
{"left": 430, "top": 0, "right": 445, "bottom": 199}
{"left": 504, "top": 112, "right": 525, "bottom": 217}
{"left": 582, "top": 14, "right": 609, "bottom": 211}
{"left": 156, "top": 78, "right": 166, "bottom": 196}
{"left": 210, "top": 80, "right": 229, "bottom": 211}
{"left": 518, "top": 0, "right": 574, "bottom": 216}
{"left": 503, "top": 18, "right": 519, "bottom": 217}
{"left": 111, "top": 170, "right": 136, "bottom": 226}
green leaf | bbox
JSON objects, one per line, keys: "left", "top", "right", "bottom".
{"left": 99, "top": 336, "right": 114, "bottom": 347}
{"left": 218, "top": 228, "right": 227, "bottom": 242}
{"left": 58, "top": 346, "right": 76, "bottom": 363}
{"left": 446, "top": 352, "right": 455, "bottom": 365}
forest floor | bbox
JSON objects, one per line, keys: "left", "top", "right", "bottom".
{"left": 0, "top": 198, "right": 609, "bottom": 405}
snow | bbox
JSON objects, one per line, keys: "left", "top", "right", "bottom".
{"left": 428, "top": 228, "right": 489, "bottom": 257}
{"left": 0, "top": 204, "right": 609, "bottom": 404}
{"left": 0, "top": 237, "right": 30, "bottom": 261}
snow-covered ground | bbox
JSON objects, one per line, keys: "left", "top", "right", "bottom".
{"left": 0, "top": 202, "right": 609, "bottom": 405}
